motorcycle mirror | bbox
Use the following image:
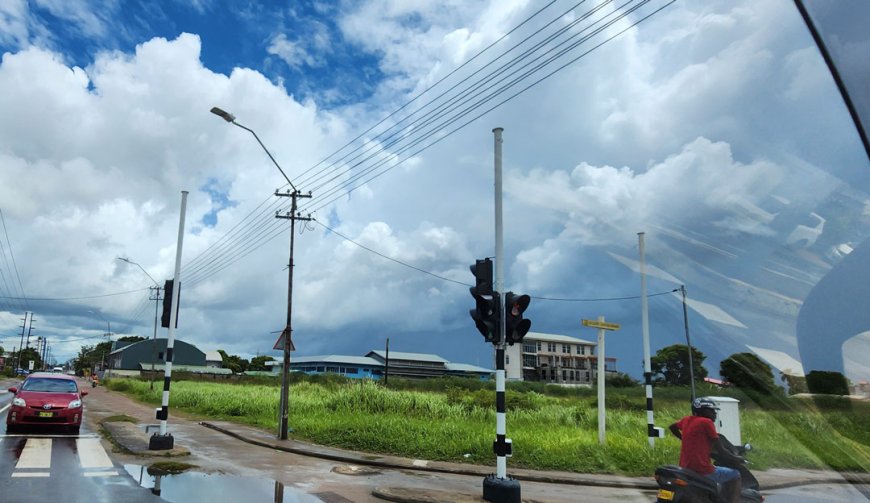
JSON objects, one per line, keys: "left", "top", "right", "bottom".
{"left": 743, "top": 443, "right": 752, "bottom": 452}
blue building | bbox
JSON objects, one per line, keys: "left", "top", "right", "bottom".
{"left": 276, "top": 350, "right": 492, "bottom": 380}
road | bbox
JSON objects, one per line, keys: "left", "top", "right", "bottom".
{"left": 2, "top": 382, "right": 868, "bottom": 502}
{"left": 0, "top": 390, "right": 162, "bottom": 502}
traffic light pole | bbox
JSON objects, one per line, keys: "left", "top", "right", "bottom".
{"left": 483, "top": 127, "right": 520, "bottom": 503}
{"left": 150, "top": 190, "right": 188, "bottom": 451}
{"left": 275, "top": 189, "right": 311, "bottom": 440}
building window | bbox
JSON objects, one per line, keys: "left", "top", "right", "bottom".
{"left": 317, "top": 366, "right": 325, "bottom": 372}
{"left": 536, "top": 341, "right": 542, "bottom": 351}
{"left": 506, "top": 355, "right": 510, "bottom": 365}
{"left": 523, "top": 343, "right": 536, "bottom": 353}
{"left": 547, "top": 342, "right": 556, "bottom": 352}
{"left": 158, "top": 352, "right": 164, "bottom": 361}
{"left": 562, "top": 370, "right": 567, "bottom": 381}
{"left": 345, "top": 367, "right": 359, "bottom": 374}
{"left": 523, "top": 355, "right": 537, "bottom": 367}
{"left": 562, "top": 344, "right": 569, "bottom": 354}
{"left": 579, "top": 346, "right": 585, "bottom": 355}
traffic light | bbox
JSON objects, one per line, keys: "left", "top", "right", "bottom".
{"left": 504, "top": 292, "right": 531, "bottom": 345}
{"left": 161, "top": 280, "right": 180, "bottom": 328}
{"left": 470, "top": 259, "right": 500, "bottom": 343}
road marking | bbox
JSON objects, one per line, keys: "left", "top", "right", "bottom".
{"left": 17, "top": 438, "right": 52, "bottom": 469}
{"left": 77, "top": 437, "right": 114, "bottom": 469}
{"left": 11, "top": 472, "right": 50, "bottom": 478}
{"left": 84, "top": 470, "right": 119, "bottom": 477}
{"left": 0, "top": 403, "right": 9, "bottom": 414}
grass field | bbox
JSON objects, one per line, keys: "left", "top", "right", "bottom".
{"left": 105, "top": 376, "right": 870, "bottom": 476}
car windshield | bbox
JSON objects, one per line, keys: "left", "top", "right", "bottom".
{"left": 21, "top": 378, "right": 78, "bottom": 393}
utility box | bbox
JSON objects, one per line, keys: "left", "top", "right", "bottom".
{"left": 703, "top": 396, "right": 741, "bottom": 445}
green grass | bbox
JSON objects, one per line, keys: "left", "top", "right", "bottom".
{"left": 104, "top": 377, "right": 870, "bottom": 476}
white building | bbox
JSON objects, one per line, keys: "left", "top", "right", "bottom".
{"left": 504, "top": 332, "right": 617, "bottom": 385}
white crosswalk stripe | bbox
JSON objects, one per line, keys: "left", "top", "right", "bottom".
{"left": 77, "top": 437, "right": 114, "bottom": 469}
{"left": 17, "top": 438, "right": 52, "bottom": 469}
{"left": 8, "top": 437, "right": 118, "bottom": 478}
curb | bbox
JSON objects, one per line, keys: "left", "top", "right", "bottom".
{"left": 197, "top": 421, "right": 870, "bottom": 491}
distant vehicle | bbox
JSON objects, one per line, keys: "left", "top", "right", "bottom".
{"left": 14, "top": 368, "right": 28, "bottom": 376}
{"left": 6, "top": 372, "right": 89, "bottom": 434}
{"left": 52, "top": 367, "right": 64, "bottom": 373}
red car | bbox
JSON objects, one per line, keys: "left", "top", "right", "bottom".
{"left": 6, "top": 372, "right": 88, "bottom": 434}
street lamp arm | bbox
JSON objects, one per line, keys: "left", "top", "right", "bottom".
{"left": 210, "top": 107, "right": 296, "bottom": 191}
{"left": 116, "top": 257, "right": 159, "bottom": 287}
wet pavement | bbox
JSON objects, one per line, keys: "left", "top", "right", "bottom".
{"left": 73, "top": 378, "right": 870, "bottom": 502}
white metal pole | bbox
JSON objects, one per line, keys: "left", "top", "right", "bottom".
{"left": 597, "top": 315, "right": 606, "bottom": 445}
{"left": 493, "top": 127, "right": 507, "bottom": 480}
{"left": 639, "top": 232, "right": 655, "bottom": 447}
{"left": 160, "top": 190, "right": 188, "bottom": 436}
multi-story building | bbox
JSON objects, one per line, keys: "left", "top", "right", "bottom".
{"left": 504, "top": 332, "right": 617, "bottom": 385}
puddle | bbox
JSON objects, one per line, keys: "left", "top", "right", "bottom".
{"left": 124, "top": 465, "right": 325, "bottom": 502}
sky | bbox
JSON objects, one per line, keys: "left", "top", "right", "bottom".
{"left": 0, "top": 0, "right": 868, "bottom": 384}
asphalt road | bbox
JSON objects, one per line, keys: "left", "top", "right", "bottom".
{"left": 0, "top": 390, "right": 163, "bottom": 503}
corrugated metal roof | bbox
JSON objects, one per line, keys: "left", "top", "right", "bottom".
{"left": 445, "top": 363, "right": 494, "bottom": 373}
{"left": 366, "top": 350, "right": 448, "bottom": 363}
{"left": 289, "top": 355, "right": 382, "bottom": 366}
{"left": 204, "top": 350, "right": 223, "bottom": 362}
{"left": 523, "top": 332, "right": 597, "bottom": 345}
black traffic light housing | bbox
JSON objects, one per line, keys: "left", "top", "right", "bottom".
{"left": 470, "top": 259, "right": 500, "bottom": 343}
{"left": 161, "top": 280, "right": 180, "bottom": 328}
{"left": 504, "top": 292, "right": 531, "bottom": 345}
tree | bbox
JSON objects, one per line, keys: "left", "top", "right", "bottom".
{"left": 118, "top": 336, "right": 146, "bottom": 343}
{"left": 606, "top": 372, "right": 640, "bottom": 388}
{"left": 720, "top": 352, "right": 775, "bottom": 393}
{"left": 217, "top": 349, "right": 249, "bottom": 374}
{"left": 74, "top": 340, "right": 114, "bottom": 375}
{"left": 806, "top": 370, "right": 849, "bottom": 395}
{"left": 781, "top": 372, "right": 808, "bottom": 395}
{"left": 249, "top": 355, "right": 275, "bottom": 372}
{"left": 651, "top": 344, "right": 708, "bottom": 386}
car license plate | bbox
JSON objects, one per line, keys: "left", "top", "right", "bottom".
{"left": 657, "top": 489, "right": 675, "bottom": 501}
{"left": 38, "top": 411, "right": 54, "bottom": 418}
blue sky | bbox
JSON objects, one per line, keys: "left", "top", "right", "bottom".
{"left": 0, "top": 0, "right": 868, "bottom": 386}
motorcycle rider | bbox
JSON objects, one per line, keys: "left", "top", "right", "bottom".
{"left": 668, "top": 398, "right": 743, "bottom": 503}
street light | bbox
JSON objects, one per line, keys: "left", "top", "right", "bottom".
{"left": 210, "top": 105, "right": 311, "bottom": 440}
{"left": 118, "top": 257, "right": 162, "bottom": 390}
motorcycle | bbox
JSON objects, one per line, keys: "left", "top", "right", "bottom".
{"left": 654, "top": 434, "right": 763, "bottom": 502}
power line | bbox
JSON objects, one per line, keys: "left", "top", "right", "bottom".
{"left": 0, "top": 287, "right": 149, "bottom": 301}
{"left": 177, "top": 0, "right": 675, "bottom": 286}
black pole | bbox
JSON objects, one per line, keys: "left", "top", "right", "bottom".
{"left": 384, "top": 338, "right": 390, "bottom": 386}
{"left": 681, "top": 285, "right": 696, "bottom": 400}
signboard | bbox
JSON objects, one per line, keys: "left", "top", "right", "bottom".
{"left": 582, "top": 319, "right": 621, "bottom": 331}
{"left": 273, "top": 330, "right": 296, "bottom": 352}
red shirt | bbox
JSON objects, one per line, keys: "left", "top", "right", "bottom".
{"left": 675, "top": 415, "right": 718, "bottom": 475}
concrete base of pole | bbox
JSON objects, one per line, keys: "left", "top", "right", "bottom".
{"left": 483, "top": 474, "right": 521, "bottom": 503}
{"left": 148, "top": 433, "right": 174, "bottom": 450}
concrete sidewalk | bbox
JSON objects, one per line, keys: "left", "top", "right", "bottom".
{"left": 81, "top": 379, "right": 869, "bottom": 501}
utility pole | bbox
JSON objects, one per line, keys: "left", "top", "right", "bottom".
{"left": 17, "top": 312, "right": 27, "bottom": 370}
{"left": 149, "top": 285, "right": 162, "bottom": 390}
{"left": 25, "top": 314, "right": 35, "bottom": 350}
{"left": 210, "top": 106, "right": 311, "bottom": 441}
{"left": 680, "top": 285, "right": 697, "bottom": 401}
{"left": 275, "top": 189, "right": 311, "bottom": 440}
{"left": 384, "top": 338, "right": 390, "bottom": 386}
